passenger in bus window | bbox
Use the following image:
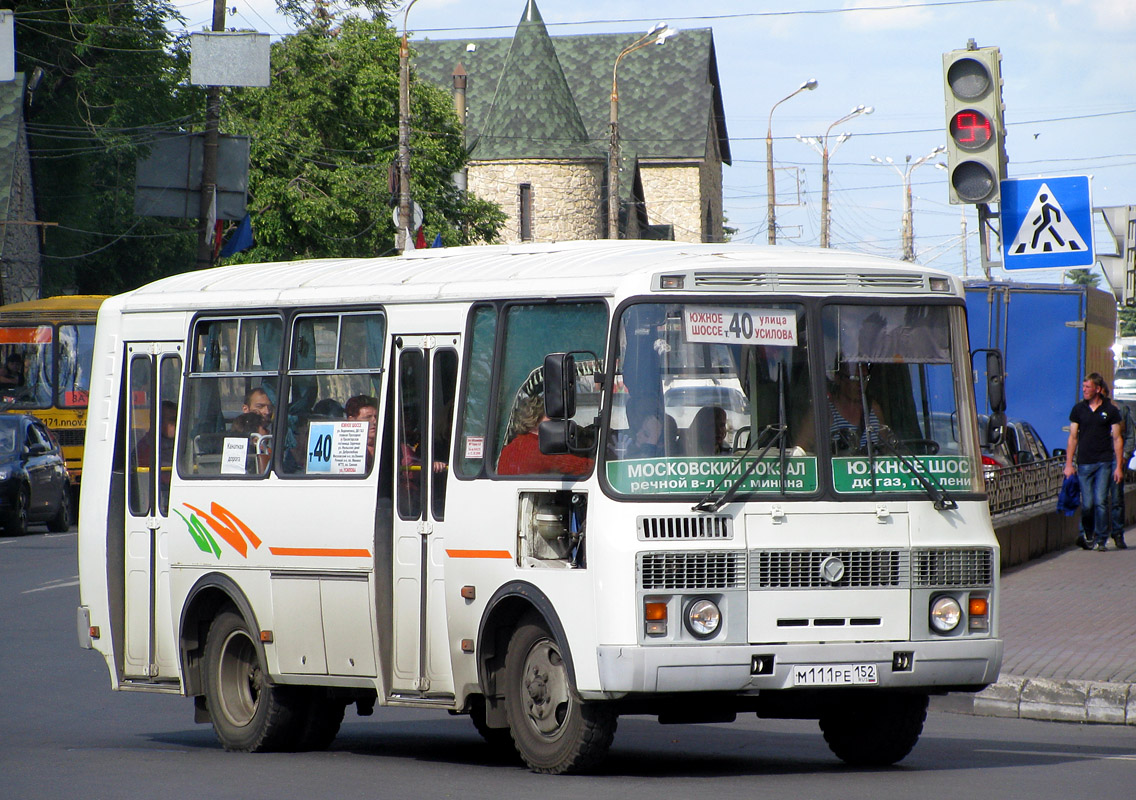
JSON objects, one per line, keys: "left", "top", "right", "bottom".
{"left": 0, "top": 353, "right": 24, "bottom": 386}
{"left": 138, "top": 400, "right": 177, "bottom": 508}
{"left": 242, "top": 387, "right": 275, "bottom": 425}
{"left": 346, "top": 395, "right": 378, "bottom": 470}
{"left": 688, "top": 406, "right": 730, "bottom": 455}
{"left": 497, "top": 393, "right": 592, "bottom": 476}
{"left": 826, "top": 362, "right": 886, "bottom": 454}
{"left": 230, "top": 412, "right": 272, "bottom": 473}
{"left": 624, "top": 395, "right": 671, "bottom": 459}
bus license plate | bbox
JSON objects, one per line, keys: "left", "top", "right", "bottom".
{"left": 793, "top": 664, "right": 878, "bottom": 687}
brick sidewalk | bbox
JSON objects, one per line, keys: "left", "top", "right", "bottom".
{"left": 999, "top": 543, "right": 1136, "bottom": 684}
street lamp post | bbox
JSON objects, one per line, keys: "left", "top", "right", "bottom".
{"left": 608, "top": 23, "right": 677, "bottom": 239}
{"left": 797, "top": 104, "right": 873, "bottom": 248}
{"left": 766, "top": 79, "right": 817, "bottom": 245}
{"left": 870, "top": 145, "right": 946, "bottom": 261}
{"left": 397, "top": 0, "right": 421, "bottom": 252}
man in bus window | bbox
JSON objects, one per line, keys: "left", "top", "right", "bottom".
{"left": 346, "top": 395, "right": 379, "bottom": 469}
{"left": 242, "top": 387, "right": 275, "bottom": 425}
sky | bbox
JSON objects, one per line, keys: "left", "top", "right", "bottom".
{"left": 170, "top": 0, "right": 1136, "bottom": 287}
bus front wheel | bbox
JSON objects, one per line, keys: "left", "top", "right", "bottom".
{"left": 818, "top": 692, "right": 928, "bottom": 767}
{"left": 203, "top": 608, "right": 300, "bottom": 752}
{"left": 503, "top": 615, "right": 616, "bottom": 774}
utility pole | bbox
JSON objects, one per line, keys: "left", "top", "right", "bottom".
{"left": 960, "top": 206, "right": 969, "bottom": 277}
{"left": 397, "top": 0, "right": 420, "bottom": 252}
{"left": 195, "top": 0, "right": 226, "bottom": 269}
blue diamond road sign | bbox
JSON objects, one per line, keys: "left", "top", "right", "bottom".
{"left": 1001, "top": 175, "right": 1094, "bottom": 270}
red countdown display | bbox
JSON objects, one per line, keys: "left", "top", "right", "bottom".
{"left": 950, "top": 110, "right": 992, "bottom": 151}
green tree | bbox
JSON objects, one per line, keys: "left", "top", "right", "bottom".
{"left": 1118, "top": 305, "right": 1136, "bottom": 338}
{"left": 1065, "top": 268, "right": 1101, "bottom": 288}
{"left": 14, "top": 1, "right": 201, "bottom": 294}
{"left": 222, "top": 17, "right": 503, "bottom": 261}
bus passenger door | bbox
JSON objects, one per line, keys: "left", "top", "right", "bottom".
{"left": 390, "top": 335, "right": 460, "bottom": 695}
{"left": 123, "top": 343, "right": 183, "bottom": 681}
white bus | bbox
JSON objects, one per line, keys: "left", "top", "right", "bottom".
{"left": 77, "top": 241, "right": 1001, "bottom": 773}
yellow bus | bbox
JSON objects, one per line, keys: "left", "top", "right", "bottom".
{"left": 0, "top": 295, "right": 107, "bottom": 487}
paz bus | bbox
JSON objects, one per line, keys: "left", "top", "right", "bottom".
{"left": 77, "top": 242, "right": 1001, "bottom": 773}
{"left": 0, "top": 295, "right": 105, "bottom": 488}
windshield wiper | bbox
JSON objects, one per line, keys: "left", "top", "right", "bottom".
{"left": 694, "top": 362, "right": 790, "bottom": 513}
{"left": 869, "top": 425, "right": 959, "bottom": 511}
{"left": 692, "top": 423, "right": 787, "bottom": 513}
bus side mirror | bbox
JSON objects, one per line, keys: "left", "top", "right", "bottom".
{"left": 986, "top": 350, "right": 1006, "bottom": 414}
{"left": 987, "top": 411, "right": 1007, "bottom": 447}
{"left": 544, "top": 353, "right": 576, "bottom": 420}
{"left": 538, "top": 419, "right": 573, "bottom": 455}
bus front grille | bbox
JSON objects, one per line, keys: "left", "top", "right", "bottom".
{"left": 749, "top": 549, "right": 907, "bottom": 590}
{"left": 638, "top": 551, "right": 747, "bottom": 590}
{"left": 912, "top": 548, "right": 994, "bottom": 587}
{"left": 52, "top": 429, "right": 86, "bottom": 447}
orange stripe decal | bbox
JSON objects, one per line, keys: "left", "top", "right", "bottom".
{"left": 446, "top": 549, "right": 512, "bottom": 559}
{"left": 185, "top": 503, "right": 248, "bottom": 557}
{"left": 268, "top": 547, "right": 372, "bottom": 558}
{"left": 210, "top": 502, "right": 263, "bottom": 549}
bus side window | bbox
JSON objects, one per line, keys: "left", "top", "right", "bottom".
{"left": 279, "top": 312, "right": 384, "bottom": 478}
{"left": 491, "top": 301, "right": 606, "bottom": 477}
{"left": 455, "top": 305, "right": 497, "bottom": 478}
{"left": 178, "top": 316, "right": 282, "bottom": 478}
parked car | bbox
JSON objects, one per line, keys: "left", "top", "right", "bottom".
{"left": 0, "top": 414, "right": 71, "bottom": 535}
{"left": 979, "top": 415, "right": 1051, "bottom": 470}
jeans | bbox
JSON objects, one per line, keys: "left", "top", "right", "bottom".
{"left": 1109, "top": 462, "right": 1127, "bottom": 540}
{"left": 1078, "top": 461, "right": 1114, "bottom": 546}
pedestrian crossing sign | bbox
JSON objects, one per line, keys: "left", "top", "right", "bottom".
{"left": 1001, "top": 175, "right": 1094, "bottom": 269}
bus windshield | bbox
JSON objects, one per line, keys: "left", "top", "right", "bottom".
{"left": 0, "top": 325, "right": 54, "bottom": 408}
{"left": 603, "top": 301, "right": 982, "bottom": 498}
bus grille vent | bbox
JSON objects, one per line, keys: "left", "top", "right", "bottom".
{"left": 691, "top": 272, "right": 927, "bottom": 293}
{"left": 637, "top": 515, "right": 733, "bottom": 540}
{"left": 912, "top": 548, "right": 994, "bottom": 587}
{"left": 750, "top": 549, "right": 907, "bottom": 589}
{"left": 638, "top": 551, "right": 747, "bottom": 590}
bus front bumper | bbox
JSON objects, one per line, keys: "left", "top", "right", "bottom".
{"left": 594, "top": 638, "right": 1002, "bottom": 696}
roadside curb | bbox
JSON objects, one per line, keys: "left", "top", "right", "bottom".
{"left": 931, "top": 674, "right": 1136, "bottom": 725}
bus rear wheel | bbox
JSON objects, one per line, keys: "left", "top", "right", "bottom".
{"left": 818, "top": 692, "right": 928, "bottom": 767}
{"left": 203, "top": 608, "right": 300, "bottom": 752}
{"left": 503, "top": 616, "right": 616, "bottom": 774}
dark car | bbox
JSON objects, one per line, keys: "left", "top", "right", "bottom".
{"left": 0, "top": 414, "right": 70, "bottom": 535}
{"left": 979, "top": 415, "right": 1051, "bottom": 470}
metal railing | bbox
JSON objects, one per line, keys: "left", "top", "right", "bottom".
{"left": 984, "top": 456, "right": 1136, "bottom": 518}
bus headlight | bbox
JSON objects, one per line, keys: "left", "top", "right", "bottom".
{"left": 929, "top": 596, "right": 962, "bottom": 633}
{"left": 684, "top": 598, "right": 721, "bottom": 638}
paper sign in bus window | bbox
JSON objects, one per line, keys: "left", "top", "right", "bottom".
{"left": 306, "top": 420, "right": 368, "bottom": 475}
{"left": 684, "top": 307, "right": 797, "bottom": 346}
{"left": 221, "top": 437, "right": 249, "bottom": 474}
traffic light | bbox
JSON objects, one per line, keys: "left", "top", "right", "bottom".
{"left": 943, "top": 43, "right": 1007, "bottom": 205}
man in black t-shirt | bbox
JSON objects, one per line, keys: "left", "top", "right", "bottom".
{"left": 1064, "top": 373, "right": 1124, "bottom": 551}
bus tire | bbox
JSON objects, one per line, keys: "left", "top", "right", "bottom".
{"left": 46, "top": 487, "right": 70, "bottom": 533}
{"left": 818, "top": 692, "right": 928, "bottom": 767}
{"left": 203, "top": 608, "right": 300, "bottom": 752}
{"left": 503, "top": 615, "right": 616, "bottom": 774}
{"left": 5, "top": 485, "right": 29, "bottom": 536}
{"left": 294, "top": 689, "right": 346, "bottom": 751}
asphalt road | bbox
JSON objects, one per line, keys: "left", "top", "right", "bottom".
{"left": 3, "top": 528, "right": 1135, "bottom": 800}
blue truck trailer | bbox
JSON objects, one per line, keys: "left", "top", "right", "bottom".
{"left": 965, "top": 281, "right": 1117, "bottom": 455}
